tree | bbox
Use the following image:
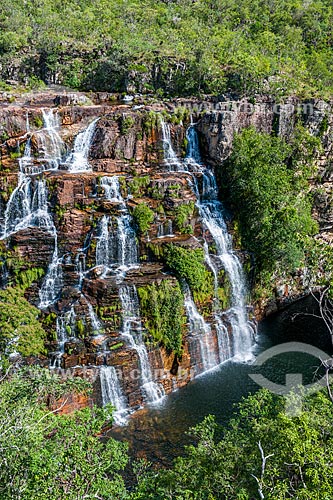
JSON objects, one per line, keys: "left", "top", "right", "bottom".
{"left": 223, "top": 127, "right": 319, "bottom": 276}
{"left": 134, "top": 388, "right": 333, "bottom": 499}
{"left": 0, "top": 367, "right": 129, "bottom": 499}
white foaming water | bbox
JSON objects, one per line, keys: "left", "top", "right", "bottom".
{"left": 215, "top": 315, "right": 232, "bottom": 363}
{"left": 184, "top": 285, "right": 218, "bottom": 372}
{"left": 100, "top": 176, "right": 125, "bottom": 205}
{"left": 2, "top": 109, "right": 67, "bottom": 239}
{"left": 157, "top": 219, "right": 174, "bottom": 238}
{"left": 119, "top": 284, "right": 165, "bottom": 403}
{"left": 39, "top": 230, "right": 63, "bottom": 309}
{"left": 37, "top": 109, "right": 65, "bottom": 170}
{"left": 66, "top": 118, "right": 99, "bottom": 172}
{"left": 161, "top": 120, "right": 183, "bottom": 171}
{"left": 96, "top": 176, "right": 138, "bottom": 276}
{"left": 51, "top": 306, "right": 76, "bottom": 368}
{"left": 83, "top": 296, "right": 103, "bottom": 334}
{"left": 100, "top": 366, "right": 129, "bottom": 426}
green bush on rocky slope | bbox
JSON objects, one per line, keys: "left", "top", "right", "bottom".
{"left": 138, "top": 279, "right": 185, "bottom": 356}
{"left": 221, "top": 125, "right": 322, "bottom": 296}
{"left": 0, "top": 368, "right": 128, "bottom": 500}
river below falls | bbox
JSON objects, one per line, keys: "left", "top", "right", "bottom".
{"left": 110, "top": 297, "right": 332, "bottom": 467}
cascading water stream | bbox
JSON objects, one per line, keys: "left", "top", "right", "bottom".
{"left": 119, "top": 284, "right": 165, "bottom": 403}
{"left": 38, "top": 109, "right": 65, "bottom": 170}
{"left": 100, "top": 366, "right": 129, "bottom": 426}
{"left": 82, "top": 296, "right": 103, "bottom": 334}
{"left": 183, "top": 284, "right": 218, "bottom": 372}
{"left": 157, "top": 219, "right": 174, "bottom": 238}
{"left": 66, "top": 118, "right": 99, "bottom": 172}
{"left": 161, "top": 121, "right": 254, "bottom": 368}
{"left": 186, "top": 126, "right": 254, "bottom": 360}
{"left": 96, "top": 176, "right": 138, "bottom": 276}
{"left": 99, "top": 176, "right": 125, "bottom": 205}
{"left": 186, "top": 125, "right": 255, "bottom": 361}
{"left": 161, "top": 120, "right": 183, "bottom": 171}
{"left": 39, "top": 229, "right": 63, "bottom": 309}
{"left": 51, "top": 306, "right": 76, "bottom": 368}
{"left": 40, "top": 118, "right": 101, "bottom": 308}
{"left": 2, "top": 110, "right": 66, "bottom": 239}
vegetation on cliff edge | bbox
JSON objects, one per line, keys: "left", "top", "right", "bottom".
{"left": 138, "top": 279, "right": 185, "bottom": 356}
{"left": 222, "top": 125, "right": 321, "bottom": 295}
{"left": 0, "top": 0, "right": 332, "bottom": 98}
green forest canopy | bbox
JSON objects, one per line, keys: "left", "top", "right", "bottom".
{"left": 0, "top": 0, "right": 332, "bottom": 97}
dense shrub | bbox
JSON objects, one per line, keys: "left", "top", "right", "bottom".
{"left": 223, "top": 126, "right": 319, "bottom": 275}
{"left": 138, "top": 279, "right": 185, "bottom": 356}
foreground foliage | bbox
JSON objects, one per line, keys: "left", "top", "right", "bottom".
{"left": 0, "top": 367, "right": 128, "bottom": 500}
{"left": 2, "top": 368, "right": 333, "bottom": 499}
{"left": 134, "top": 389, "right": 333, "bottom": 499}
{"left": 0, "top": 0, "right": 332, "bottom": 97}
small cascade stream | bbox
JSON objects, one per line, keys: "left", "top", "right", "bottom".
{"left": 119, "top": 285, "right": 165, "bottom": 403}
{"left": 40, "top": 118, "right": 100, "bottom": 308}
{"left": 82, "top": 296, "right": 103, "bottom": 334}
{"left": 96, "top": 176, "right": 138, "bottom": 276}
{"left": 66, "top": 118, "right": 99, "bottom": 172}
{"left": 39, "top": 232, "right": 63, "bottom": 309}
{"left": 38, "top": 109, "right": 65, "bottom": 170}
{"left": 51, "top": 306, "right": 76, "bottom": 368}
{"left": 100, "top": 366, "right": 129, "bottom": 426}
{"left": 2, "top": 110, "right": 65, "bottom": 239}
{"left": 157, "top": 219, "right": 174, "bottom": 238}
{"left": 184, "top": 285, "right": 218, "bottom": 373}
{"left": 161, "top": 120, "right": 183, "bottom": 171}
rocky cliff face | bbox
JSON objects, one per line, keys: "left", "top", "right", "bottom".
{"left": 0, "top": 90, "right": 331, "bottom": 418}
{"left": 0, "top": 90, "right": 238, "bottom": 419}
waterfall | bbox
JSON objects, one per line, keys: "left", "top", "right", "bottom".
{"left": 96, "top": 176, "right": 138, "bottom": 275}
{"left": 215, "top": 316, "right": 232, "bottom": 363}
{"left": 161, "top": 121, "right": 183, "bottom": 171}
{"left": 100, "top": 366, "right": 129, "bottom": 426}
{"left": 99, "top": 176, "right": 124, "bottom": 204}
{"left": 157, "top": 219, "right": 174, "bottom": 238}
{"left": 38, "top": 109, "right": 65, "bottom": 170}
{"left": 3, "top": 169, "right": 53, "bottom": 237}
{"left": 95, "top": 213, "right": 138, "bottom": 272}
{"left": 66, "top": 118, "right": 99, "bottom": 172}
{"left": 184, "top": 285, "right": 217, "bottom": 372}
{"left": 96, "top": 216, "right": 111, "bottom": 268}
{"left": 51, "top": 306, "right": 76, "bottom": 368}
{"left": 2, "top": 110, "right": 65, "bottom": 238}
{"left": 39, "top": 230, "right": 63, "bottom": 309}
{"left": 160, "top": 120, "right": 254, "bottom": 367}
{"left": 82, "top": 296, "right": 103, "bottom": 334}
{"left": 185, "top": 125, "right": 255, "bottom": 361}
{"left": 119, "top": 284, "right": 165, "bottom": 403}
